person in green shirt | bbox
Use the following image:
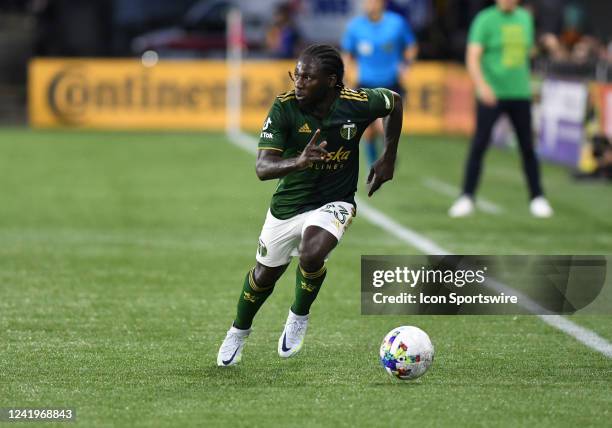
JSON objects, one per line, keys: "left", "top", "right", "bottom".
{"left": 449, "top": 0, "right": 553, "bottom": 218}
{"left": 217, "top": 44, "right": 403, "bottom": 366}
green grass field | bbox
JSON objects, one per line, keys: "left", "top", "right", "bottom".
{"left": 1, "top": 128, "right": 611, "bottom": 427}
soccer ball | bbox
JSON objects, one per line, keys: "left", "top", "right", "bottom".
{"left": 379, "top": 326, "right": 434, "bottom": 380}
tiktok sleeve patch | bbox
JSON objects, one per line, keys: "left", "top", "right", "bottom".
{"left": 257, "top": 100, "right": 288, "bottom": 152}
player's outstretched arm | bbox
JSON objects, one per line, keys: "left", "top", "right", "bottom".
{"left": 367, "top": 92, "right": 403, "bottom": 197}
{"left": 256, "top": 129, "right": 328, "bottom": 180}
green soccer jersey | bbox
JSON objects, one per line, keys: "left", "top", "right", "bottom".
{"left": 468, "top": 5, "right": 534, "bottom": 99}
{"left": 258, "top": 87, "right": 395, "bottom": 220}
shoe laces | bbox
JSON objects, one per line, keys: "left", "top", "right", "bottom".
{"left": 287, "top": 319, "right": 307, "bottom": 339}
{"left": 221, "top": 332, "right": 243, "bottom": 353}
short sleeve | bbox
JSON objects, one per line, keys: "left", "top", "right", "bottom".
{"left": 526, "top": 13, "right": 535, "bottom": 49}
{"left": 341, "top": 20, "right": 356, "bottom": 54}
{"left": 363, "top": 88, "right": 395, "bottom": 119}
{"left": 402, "top": 18, "right": 416, "bottom": 47}
{"left": 468, "top": 12, "right": 486, "bottom": 46}
{"left": 258, "top": 99, "right": 288, "bottom": 152}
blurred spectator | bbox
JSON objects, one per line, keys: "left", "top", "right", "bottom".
{"left": 341, "top": 0, "right": 417, "bottom": 167}
{"left": 449, "top": 0, "right": 553, "bottom": 218}
{"left": 265, "top": 2, "right": 301, "bottom": 58}
{"left": 535, "top": 0, "right": 606, "bottom": 65}
{"left": 559, "top": 1, "right": 586, "bottom": 48}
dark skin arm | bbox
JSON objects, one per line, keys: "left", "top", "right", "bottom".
{"left": 366, "top": 91, "right": 403, "bottom": 197}
{"left": 256, "top": 129, "right": 328, "bottom": 180}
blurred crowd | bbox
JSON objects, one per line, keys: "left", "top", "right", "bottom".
{"left": 1, "top": 0, "right": 611, "bottom": 65}
{"left": 527, "top": 0, "right": 610, "bottom": 66}
{"left": 265, "top": 0, "right": 612, "bottom": 65}
{"left": 424, "top": 0, "right": 612, "bottom": 65}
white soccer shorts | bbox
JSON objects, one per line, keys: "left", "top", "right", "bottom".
{"left": 255, "top": 201, "right": 356, "bottom": 267}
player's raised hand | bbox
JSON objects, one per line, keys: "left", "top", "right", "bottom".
{"left": 296, "top": 129, "right": 328, "bottom": 169}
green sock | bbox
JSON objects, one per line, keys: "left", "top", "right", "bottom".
{"left": 233, "top": 268, "right": 274, "bottom": 330}
{"left": 291, "top": 264, "right": 327, "bottom": 316}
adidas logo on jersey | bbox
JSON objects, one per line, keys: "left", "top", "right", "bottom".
{"left": 298, "top": 123, "right": 311, "bottom": 133}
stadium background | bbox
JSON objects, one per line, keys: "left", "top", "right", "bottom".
{"left": 1, "top": 1, "right": 611, "bottom": 427}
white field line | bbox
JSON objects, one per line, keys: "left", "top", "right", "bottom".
{"left": 422, "top": 177, "right": 503, "bottom": 214}
{"left": 355, "top": 199, "right": 449, "bottom": 255}
{"left": 227, "top": 129, "right": 257, "bottom": 155}
{"left": 226, "top": 131, "right": 612, "bottom": 358}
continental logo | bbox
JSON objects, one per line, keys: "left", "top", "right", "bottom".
{"left": 31, "top": 60, "right": 296, "bottom": 128}
{"left": 44, "top": 66, "right": 228, "bottom": 124}
{"left": 30, "top": 59, "right": 471, "bottom": 133}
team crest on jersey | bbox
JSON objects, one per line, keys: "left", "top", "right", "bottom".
{"left": 340, "top": 121, "right": 356, "bottom": 140}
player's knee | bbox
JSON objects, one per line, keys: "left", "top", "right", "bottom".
{"left": 299, "top": 248, "right": 325, "bottom": 272}
{"left": 253, "top": 265, "right": 278, "bottom": 289}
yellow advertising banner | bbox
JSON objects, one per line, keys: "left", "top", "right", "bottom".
{"left": 29, "top": 58, "right": 295, "bottom": 130}
{"left": 29, "top": 58, "right": 474, "bottom": 134}
{"left": 401, "top": 63, "right": 446, "bottom": 133}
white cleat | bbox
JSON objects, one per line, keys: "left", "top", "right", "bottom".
{"left": 530, "top": 196, "right": 553, "bottom": 218}
{"left": 217, "top": 326, "right": 250, "bottom": 367}
{"left": 278, "top": 310, "right": 309, "bottom": 358}
{"left": 449, "top": 195, "right": 475, "bottom": 218}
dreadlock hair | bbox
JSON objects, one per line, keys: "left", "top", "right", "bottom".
{"left": 300, "top": 44, "right": 345, "bottom": 89}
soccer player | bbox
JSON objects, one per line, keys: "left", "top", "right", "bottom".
{"left": 217, "top": 44, "right": 403, "bottom": 366}
{"left": 448, "top": 0, "right": 553, "bottom": 218}
{"left": 341, "top": 0, "right": 417, "bottom": 168}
